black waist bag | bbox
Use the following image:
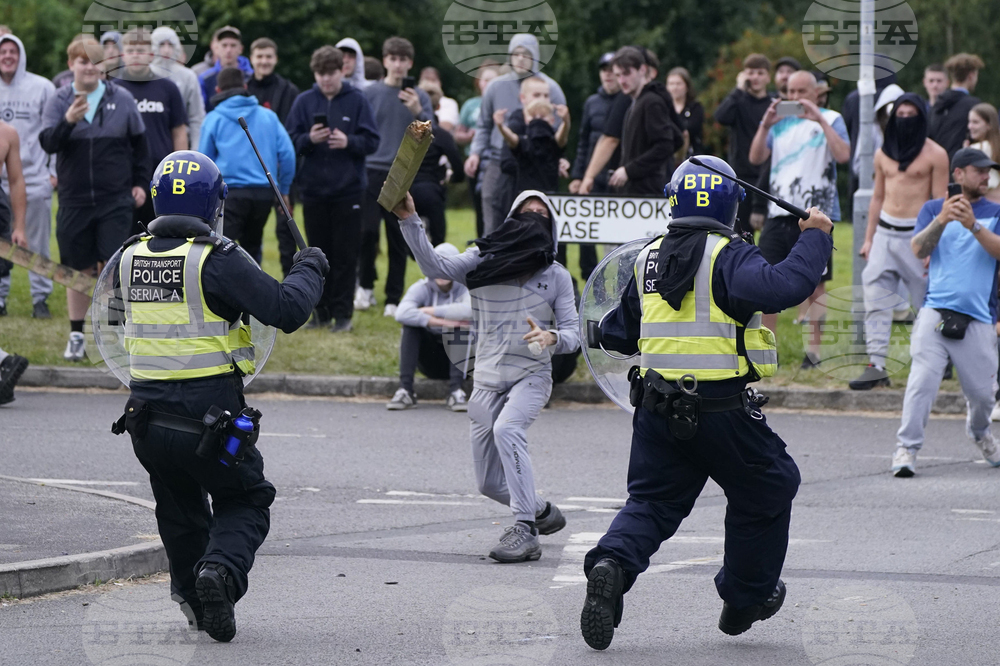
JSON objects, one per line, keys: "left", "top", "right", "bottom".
{"left": 935, "top": 308, "right": 974, "bottom": 340}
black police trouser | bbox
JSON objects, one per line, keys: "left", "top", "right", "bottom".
{"left": 303, "top": 195, "right": 363, "bottom": 323}
{"left": 131, "top": 425, "right": 275, "bottom": 606}
{"left": 225, "top": 188, "right": 275, "bottom": 264}
{"left": 360, "top": 169, "right": 409, "bottom": 305}
{"left": 399, "top": 325, "right": 464, "bottom": 393}
{"left": 584, "top": 404, "right": 800, "bottom": 610}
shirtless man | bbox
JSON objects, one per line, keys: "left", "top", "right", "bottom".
{"left": 0, "top": 118, "right": 27, "bottom": 316}
{"left": 852, "top": 93, "right": 949, "bottom": 390}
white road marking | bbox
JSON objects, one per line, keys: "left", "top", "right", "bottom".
{"left": 385, "top": 490, "right": 481, "bottom": 498}
{"left": 357, "top": 499, "right": 483, "bottom": 506}
{"left": 28, "top": 479, "right": 139, "bottom": 486}
{"left": 565, "top": 497, "right": 627, "bottom": 504}
{"left": 956, "top": 517, "right": 1000, "bottom": 523}
{"left": 951, "top": 509, "right": 995, "bottom": 515}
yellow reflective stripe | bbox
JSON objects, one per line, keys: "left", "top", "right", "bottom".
{"left": 747, "top": 348, "right": 778, "bottom": 366}
{"left": 126, "top": 335, "right": 230, "bottom": 355}
{"left": 640, "top": 321, "right": 736, "bottom": 338}
{"left": 126, "top": 321, "right": 231, "bottom": 339}
{"left": 130, "top": 351, "right": 234, "bottom": 373}
{"left": 640, "top": 353, "right": 741, "bottom": 370}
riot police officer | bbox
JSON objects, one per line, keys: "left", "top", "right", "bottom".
{"left": 108, "top": 151, "right": 328, "bottom": 642}
{"left": 579, "top": 156, "right": 833, "bottom": 649}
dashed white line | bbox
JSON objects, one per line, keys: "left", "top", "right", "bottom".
{"left": 28, "top": 479, "right": 139, "bottom": 486}
{"left": 357, "top": 499, "right": 483, "bottom": 506}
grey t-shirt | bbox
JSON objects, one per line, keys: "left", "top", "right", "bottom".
{"left": 363, "top": 81, "right": 434, "bottom": 173}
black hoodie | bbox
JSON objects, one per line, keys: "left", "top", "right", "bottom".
{"left": 247, "top": 72, "right": 300, "bottom": 123}
{"left": 929, "top": 88, "right": 980, "bottom": 160}
{"left": 621, "top": 80, "right": 683, "bottom": 196}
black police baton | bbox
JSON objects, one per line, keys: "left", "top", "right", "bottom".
{"left": 238, "top": 116, "right": 308, "bottom": 251}
{"left": 689, "top": 157, "right": 810, "bottom": 221}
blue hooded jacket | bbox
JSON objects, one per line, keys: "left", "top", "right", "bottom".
{"left": 199, "top": 55, "right": 254, "bottom": 107}
{"left": 285, "top": 82, "right": 380, "bottom": 202}
{"left": 198, "top": 92, "right": 295, "bottom": 194}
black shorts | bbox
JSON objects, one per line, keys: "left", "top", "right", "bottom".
{"left": 758, "top": 215, "right": 833, "bottom": 282}
{"left": 56, "top": 195, "right": 134, "bottom": 270}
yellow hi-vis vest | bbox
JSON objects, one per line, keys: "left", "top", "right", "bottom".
{"left": 121, "top": 238, "right": 256, "bottom": 381}
{"left": 634, "top": 233, "right": 777, "bottom": 381}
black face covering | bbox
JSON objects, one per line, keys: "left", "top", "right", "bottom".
{"left": 465, "top": 210, "right": 555, "bottom": 290}
{"left": 882, "top": 93, "right": 928, "bottom": 172}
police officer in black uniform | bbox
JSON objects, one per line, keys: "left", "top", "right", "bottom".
{"left": 580, "top": 156, "right": 833, "bottom": 649}
{"left": 108, "top": 150, "right": 328, "bottom": 642}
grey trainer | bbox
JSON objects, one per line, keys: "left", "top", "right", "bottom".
{"left": 488, "top": 522, "right": 541, "bottom": 563}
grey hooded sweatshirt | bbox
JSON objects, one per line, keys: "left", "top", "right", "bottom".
{"left": 151, "top": 27, "right": 206, "bottom": 148}
{"left": 399, "top": 190, "right": 580, "bottom": 391}
{"left": 469, "top": 34, "right": 566, "bottom": 163}
{"left": 335, "top": 38, "right": 369, "bottom": 90}
{"left": 395, "top": 277, "right": 472, "bottom": 333}
{"left": 0, "top": 34, "right": 56, "bottom": 199}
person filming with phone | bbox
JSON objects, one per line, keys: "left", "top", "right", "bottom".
{"left": 748, "top": 70, "right": 850, "bottom": 366}
{"left": 889, "top": 148, "right": 1000, "bottom": 477}
{"left": 285, "top": 45, "right": 379, "bottom": 332}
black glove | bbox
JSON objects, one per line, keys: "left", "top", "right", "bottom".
{"left": 293, "top": 247, "right": 330, "bottom": 277}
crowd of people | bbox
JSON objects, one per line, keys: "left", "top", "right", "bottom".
{"left": 0, "top": 22, "right": 998, "bottom": 415}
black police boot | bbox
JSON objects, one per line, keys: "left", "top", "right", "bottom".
{"left": 580, "top": 558, "right": 625, "bottom": 650}
{"left": 718, "top": 579, "right": 786, "bottom": 636}
{"left": 196, "top": 563, "right": 237, "bottom": 642}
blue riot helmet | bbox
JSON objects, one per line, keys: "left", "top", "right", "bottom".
{"left": 150, "top": 151, "right": 228, "bottom": 235}
{"left": 665, "top": 156, "right": 745, "bottom": 228}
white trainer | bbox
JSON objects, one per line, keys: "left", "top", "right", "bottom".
{"left": 446, "top": 388, "right": 468, "bottom": 412}
{"left": 383, "top": 304, "right": 398, "bottom": 317}
{"left": 63, "top": 332, "right": 86, "bottom": 362}
{"left": 354, "top": 287, "right": 373, "bottom": 311}
{"left": 891, "top": 447, "right": 916, "bottom": 477}
{"left": 973, "top": 431, "right": 1000, "bottom": 467}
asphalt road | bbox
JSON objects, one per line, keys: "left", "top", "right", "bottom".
{"left": 2, "top": 389, "right": 999, "bottom": 665}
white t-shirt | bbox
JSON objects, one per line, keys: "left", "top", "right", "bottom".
{"left": 436, "top": 96, "right": 460, "bottom": 127}
{"left": 766, "top": 108, "right": 849, "bottom": 220}
{"left": 970, "top": 140, "right": 1000, "bottom": 190}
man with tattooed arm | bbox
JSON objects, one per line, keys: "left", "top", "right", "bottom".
{"left": 891, "top": 148, "right": 1000, "bottom": 477}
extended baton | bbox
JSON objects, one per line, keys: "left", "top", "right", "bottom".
{"left": 238, "top": 116, "right": 308, "bottom": 251}
{"left": 689, "top": 156, "right": 810, "bottom": 221}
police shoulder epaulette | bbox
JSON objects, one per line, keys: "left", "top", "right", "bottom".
{"left": 191, "top": 235, "right": 234, "bottom": 253}
{"left": 120, "top": 233, "right": 148, "bottom": 250}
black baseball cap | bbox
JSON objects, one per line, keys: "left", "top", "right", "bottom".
{"left": 775, "top": 56, "right": 802, "bottom": 71}
{"left": 598, "top": 51, "right": 615, "bottom": 69}
{"left": 952, "top": 147, "right": 1000, "bottom": 171}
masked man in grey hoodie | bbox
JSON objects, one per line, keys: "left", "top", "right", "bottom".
{"left": 0, "top": 33, "right": 55, "bottom": 318}
{"left": 465, "top": 34, "right": 567, "bottom": 236}
{"left": 394, "top": 188, "right": 579, "bottom": 563}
